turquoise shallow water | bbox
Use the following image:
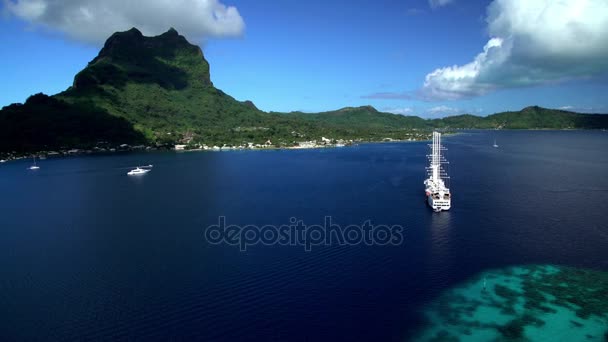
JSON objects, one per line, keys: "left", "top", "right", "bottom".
{"left": 415, "top": 265, "right": 608, "bottom": 341}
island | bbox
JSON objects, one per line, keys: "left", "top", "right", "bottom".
{"left": 1, "top": 28, "right": 607, "bottom": 160}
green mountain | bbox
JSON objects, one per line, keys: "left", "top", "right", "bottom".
{"left": 1, "top": 28, "right": 607, "bottom": 154}
{"left": 287, "top": 106, "right": 428, "bottom": 130}
{"left": 57, "top": 27, "right": 317, "bottom": 145}
{"left": 430, "top": 106, "right": 608, "bottom": 129}
{"left": 484, "top": 106, "right": 608, "bottom": 129}
{"left": 294, "top": 105, "right": 608, "bottom": 131}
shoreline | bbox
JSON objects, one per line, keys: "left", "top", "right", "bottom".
{"left": 0, "top": 136, "right": 433, "bottom": 163}
{"left": 3, "top": 128, "right": 602, "bottom": 163}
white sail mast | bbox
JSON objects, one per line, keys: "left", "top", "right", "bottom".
{"left": 432, "top": 132, "right": 440, "bottom": 182}
{"left": 424, "top": 131, "right": 451, "bottom": 212}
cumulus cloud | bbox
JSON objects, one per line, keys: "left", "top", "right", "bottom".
{"left": 427, "top": 105, "right": 460, "bottom": 115}
{"left": 4, "top": 0, "right": 245, "bottom": 44}
{"left": 429, "top": 0, "right": 453, "bottom": 9}
{"left": 383, "top": 107, "right": 414, "bottom": 115}
{"left": 421, "top": 0, "right": 608, "bottom": 100}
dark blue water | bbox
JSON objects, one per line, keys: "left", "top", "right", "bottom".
{"left": 1, "top": 130, "right": 607, "bottom": 341}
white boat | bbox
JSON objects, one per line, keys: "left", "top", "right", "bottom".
{"left": 29, "top": 156, "right": 40, "bottom": 170}
{"left": 493, "top": 139, "right": 499, "bottom": 148}
{"left": 0, "top": 159, "right": 5, "bottom": 163}
{"left": 127, "top": 166, "right": 151, "bottom": 175}
{"left": 424, "top": 132, "right": 451, "bottom": 212}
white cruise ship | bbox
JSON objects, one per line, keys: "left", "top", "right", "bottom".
{"left": 424, "top": 132, "right": 451, "bottom": 212}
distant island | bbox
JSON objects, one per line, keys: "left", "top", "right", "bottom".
{"left": 1, "top": 27, "right": 607, "bottom": 158}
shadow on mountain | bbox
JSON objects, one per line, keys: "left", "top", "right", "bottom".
{"left": 0, "top": 93, "right": 146, "bottom": 153}
{"left": 72, "top": 57, "right": 189, "bottom": 91}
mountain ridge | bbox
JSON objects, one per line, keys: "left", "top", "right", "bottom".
{"left": 1, "top": 28, "right": 607, "bottom": 154}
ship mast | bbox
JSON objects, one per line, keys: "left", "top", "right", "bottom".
{"left": 427, "top": 131, "right": 449, "bottom": 184}
{"left": 432, "top": 132, "right": 440, "bottom": 182}
{"left": 425, "top": 131, "right": 452, "bottom": 212}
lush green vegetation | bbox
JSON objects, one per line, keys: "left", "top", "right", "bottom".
{"left": 52, "top": 28, "right": 434, "bottom": 147}
{"left": 1, "top": 27, "right": 607, "bottom": 154}
{"left": 429, "top": 106, "right": 608, "bottom": 129}
{"left": 0, "top": 93, "right": 144, "bottom": 153}
{"left": 54, "top": 28, "right": 329, "bottom": 147}
{"left": 286, "top": 106, "right": 428, "bottom": 130}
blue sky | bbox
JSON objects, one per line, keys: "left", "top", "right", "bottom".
{"left": 1, "top": 0, "right": 607, "bottom": 117}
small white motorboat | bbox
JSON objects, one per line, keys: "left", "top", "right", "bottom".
{"left": 127, "top": 167, "right": 150, "bottom": 176}
{"left": 127, "top": 165, "right": 152, "bottom": 176}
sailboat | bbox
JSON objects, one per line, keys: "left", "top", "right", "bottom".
{"left": 29, "top": 156, "right": 40, "bottom": 170}
{"left": 424, "top": 132, "right": 451, "bottom": 212}
{"left": 493, "top": 138, "right": 499, "bottom": 148}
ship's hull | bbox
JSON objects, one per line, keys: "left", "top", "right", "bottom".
{"left": 426, "top": 194, "right": 451, "bottom": 212}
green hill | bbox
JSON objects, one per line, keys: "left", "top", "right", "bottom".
{"left": 0, "top": 93, "right": 145, "bottom": 152}
{"left": 1, "top": 28, "right": 607, "bottom": 154}
{"left": 57, "top": 27, "right": 317, "bottom": 146}
{"left": 287, "top": 106, "right": 428, "bottom": 130}
{"left": 428, "top": 106, "right": 608, "bottom": 129}
{"left": 301, "top": 105, "right": 608, "bottom": 131}
{"left": 484, "top": 106, "right": 608, "bottom": 129}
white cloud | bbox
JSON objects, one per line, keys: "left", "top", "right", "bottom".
{"left": 429, "top": 0, "right": 453, "bottom": 9}
{"left": 422, "top": 38, "right": 507, "bottom": 100}
{"left": 558, "top": 105, "right": 606, "bottom": 113}
{"left": 421, "top": 0, "right": 608, "bottom": 100}
{"left": 383, "top": 105, "right": 469, "bottom": 118}
{"left": 5, "top": 0, "right": 245, "bottom": 44}
{"left": 384, "top": 107, "right": 414, "bottom": 115}
{"left": 427, "top": 105, "right": 460, "bottom": 115}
